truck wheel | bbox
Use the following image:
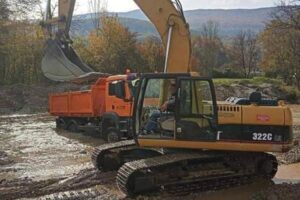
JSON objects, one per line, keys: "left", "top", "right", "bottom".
{"left": 104, "top": 127, "right": 121, "bottom": 143}
{"left": 67, "top": 120, "right": 80, "bottom": 133}
{"left": 56, "top": 118, "right": 67, "bottom": 129}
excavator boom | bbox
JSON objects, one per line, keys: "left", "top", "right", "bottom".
{"left": 58, "top": 0, "right": 75, "bottom": 36}
{"left": 134, "top": 0, "right": 191, "bottom": 72}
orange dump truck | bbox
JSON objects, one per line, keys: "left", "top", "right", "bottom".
{"left": 49, "top": 74, "right": 138, "bottom": 142}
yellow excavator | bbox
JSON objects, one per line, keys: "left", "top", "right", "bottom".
{"left": 42, "top": 0, "right": 294, "bottom": 196}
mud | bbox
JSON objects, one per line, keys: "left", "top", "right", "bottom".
{"left": 0, "top": 169, "right": 118, "bottom": 200}
{"left": 276, "top": 163, "right": 300, "bottom": 181}
{"left": 0, "top": 113, "right": 122, "bottom": 200}
{"left": 0, "top": 151, "right": 13, "bottom": 166}
{"left": 0, "top": 108, "right": 300, "bottom": 199}
{"left": 0, "top": 84, "right": 82, "bottom": 115}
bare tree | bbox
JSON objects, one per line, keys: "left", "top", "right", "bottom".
{"left": 230, "top": 30, "right": 260, "bottom": 78}
{"left": 272, "top": 0, "right": 300, "bottom": 30}
{"left": 192, "top": 21, "right": 226, "bottom": 76}
{"left": 0, "top": 0, "right": 10, "bottom": 20}
{"left": 36, "top": 0, "right": 57, "bottom": 21}
{"left": 201, "top": 20, "right": 220, "bottom": 40}
{"left": 88, "top": 0, "right": 107, "bottom": 32}
{"left": 8, "top": 0, "right": 41, "bottom": 19}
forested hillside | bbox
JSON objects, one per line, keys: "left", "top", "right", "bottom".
{"left": 72, "top": 7, "right": 275, "bottom": 37}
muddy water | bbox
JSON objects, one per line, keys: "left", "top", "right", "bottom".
{"left": 167, "top": 179, "right": 274, "bottom": 200}
{"left": 275, "top": 163, "right": 300, "bottom": 183}
{"left": 188, "top": 166, "right": 300, "bottom": 200}
{"left": 0, "top": 114, "right": 105, "bottom": 181}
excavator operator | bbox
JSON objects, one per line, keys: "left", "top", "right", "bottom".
{"left": 143, "top": 80, "right": 176, "bottom": 134}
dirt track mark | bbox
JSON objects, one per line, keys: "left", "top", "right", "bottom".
{"left": 0, "top": 168, "right": 116, "bottom": 200}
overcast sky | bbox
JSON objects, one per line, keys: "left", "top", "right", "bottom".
{"left": 74, "top": 0, "right": 279, "bottom": 14}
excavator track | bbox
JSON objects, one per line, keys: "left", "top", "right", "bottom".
{"left": 91, "top": 140, "right": 164, "bottom": 172}
{"left": 166, "top": 174, "right": 254, "bottom": 196}
{"left": 91, "top": 140, "right": 136, "bottom": 171}
{"left": 116, "top": 151, "right": 277, "bottom": 196}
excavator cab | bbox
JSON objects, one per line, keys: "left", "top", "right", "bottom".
{"left": 133, "top": 73, "right": 218, "bottom": 143}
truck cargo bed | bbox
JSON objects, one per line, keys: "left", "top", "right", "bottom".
{"left": 49, "top": 85, "right": 105, "bottom": 117}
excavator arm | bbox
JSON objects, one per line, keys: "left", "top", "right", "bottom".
{"left": 42, "top": 0, "right": 191, "bottom": 82}
{"left": 134, "top": 0, "right": 191, "bottom": 72}
{"left": 44, "top": 0, "right": 75, "bottom": 39}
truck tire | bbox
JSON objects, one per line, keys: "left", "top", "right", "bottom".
{"left": 104, "top": 127, "right": 121, "bottom": 143}
{"left": 67, "top": 120, "right": 80, "bottom": 133}
{"left": 56, "top": 118, "right": 67, "bottom": 129}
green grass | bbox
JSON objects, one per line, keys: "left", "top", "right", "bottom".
{"left": 213, "top": 77, "right": 284, "bottom": 86}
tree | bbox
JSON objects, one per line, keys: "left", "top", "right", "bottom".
{"left": 0, "top": 0, "right": 10, "bottom": 20}
{"left": 88, "top": 0, "right": 107, "bottom": 32}
{"left": 83, "top": 15, "right": 140, "bottom": 74}
{"left": 0, "top": 22, "right": 46, "bottom": 85}
{"left": 260, "top": 0, "right": 300, "bottom": 87}
{"left": 5, "top": 0, "right": 40, "bottom": 19}
{"left": 192, "top": 21, "right": 227, "bottom": 76}
{"left": 201, "top": 20, "right": 219, "bottom": 40}
{"left": 229, "top": 30, "right": 260, "bottom": 78}
{"left": 137, "top": 36, "right": 164, "bottom": 72}
{"left": 272, "top": 0, "right": 300, "bottom": 30}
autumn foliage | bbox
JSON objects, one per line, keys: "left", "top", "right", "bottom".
{"left": 260, "top": 2, "right": 300, "bottom": 88}
{"left": 74, "top": 15, "right": 165, "bottom": 74}
{"left": 0, "top": 22, "right": 46, "bottom": 85}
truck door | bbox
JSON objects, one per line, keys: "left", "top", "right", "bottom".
{"left": 106, "top": 80, "right": 132, "bottom": 117}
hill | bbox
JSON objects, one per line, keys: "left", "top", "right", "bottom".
{"left": 71, "top": 17, "right": 156, "bottom": 39}
{"left": 71, "top": 7, "right": 276, "bottom": 38}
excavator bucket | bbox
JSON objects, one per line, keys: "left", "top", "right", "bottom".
{"left": 42, "top": 39, "right": 95, "bottom": 82}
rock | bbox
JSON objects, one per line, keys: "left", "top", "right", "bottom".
{"left": 0, "top": 151, "right": 13, "bottom": 166}
{"left": 80, "top": 150, "right": 87, "bottom": 154}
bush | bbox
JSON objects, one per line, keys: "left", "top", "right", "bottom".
{"left": 251, "top": 76, "right": 283, "bottom": 86}
{"left": 212, "top": 69, "right": 243, "bottom": 78}
{"left": 213, "top": 76, "right": 284, "bottom": 87}
{"left": 280, "top": 86, "right": 300, "bottom": 103}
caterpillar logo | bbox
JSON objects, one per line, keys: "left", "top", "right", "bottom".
{"left": 256, "top": 115, "right": 270, "bottom": 122}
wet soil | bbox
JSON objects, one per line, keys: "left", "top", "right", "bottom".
{"left": 0, "top": 107, "right": 300, "bottom": 199}
{"left": 0, "top": 84, "right": 82, "bottom": 115}
{"left": 0, "top": 114, "right": 123, "bottom": 200}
